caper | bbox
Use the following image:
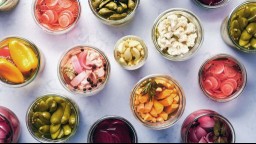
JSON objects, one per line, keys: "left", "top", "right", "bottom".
{"left": 238, "top": 17, "right": 249, "bottom": 30}
{"left": 98, "top": 8, "right": 115, "bottom": 17}
{"left": 105, "top": 2, "right": 117, "bottom": 11}
{"left": 246, "top": 23, "right": 256, "bottom": 35}
{"left": 250, "top": 38, "right": 256, "bottom": 49}
{"left": 241, "top": 30, "right": 253, "bottom": 41}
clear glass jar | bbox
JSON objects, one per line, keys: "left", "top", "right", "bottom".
{"left": 32, "top": 0, "right": 81, "bottom": 35}
{"left": 130, "top": 74, "right": 186, "bottom": 130}
{"left": 88, "top": 0, "right": 140, "bottom": 26}
{"left": 58, "top": 45, "right": 111, "bottom": 97}
{"left": 198, "top": 54, "right": 247, "bottom": 102}
{"left": 0, "top": 36, "right": 45, "bottom": 88}
{"left": 0, "top": 106, "right": 20, "bottom": 143}
{"left": 26, "top": 94, "right": 79, "bottom": 143}
{"left": 0, "top": 0, "right": 19, "bottom": 11}
{"left": 152, "top": 8, "right": 204, "bottom": 61}
{"left": 181, "top": 109, "right": 235, "bottom": 143}
{"left": 87, "top": 116, "right": 138, "bottom": 143}
{"left": 114, "top": 35, "right": 148, "bottom": 70}
{"left": 221, "top": 0, "right": 256, "bottom": 53}
{"left": 193, "top": 0, "right": 230, "bottom": 9}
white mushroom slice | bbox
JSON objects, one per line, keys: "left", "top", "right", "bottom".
{"left": 131, "top": 48, "right": 141, "bottom": 61}
{"left": 117, "top": 41, "right": 126, "bottom": 54}
{"left": 124, "top": 48, "right": 132, "bottom": 61}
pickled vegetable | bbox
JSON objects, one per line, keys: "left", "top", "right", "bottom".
{"left": 29, "top": 95, "right": 78, "bottom": 141}
{"left": 0, "top": 37, "right": 39, "bottom": 85}
{"left": 91, "top": 0, "right": 137, "bottom": 20}
{"left": 229, "top": 2, "right": 256, "bottom": 49}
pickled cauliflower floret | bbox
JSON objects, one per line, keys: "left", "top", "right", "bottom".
{"left": 156, "top": 13, "right": 198, "bottom": 56}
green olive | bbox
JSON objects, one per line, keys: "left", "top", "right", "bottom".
{"left": 98, "top": 8, "right": 115, "bottom": 17}
{"left": 239, "top": 39, "right": 250, "bottom": 47}
{"left": 241, "top": 30, "right": 253, "bottom": 41}
{"left": 57, "top": 128, "right": 65, "bottom": 139}
{"left": 33, "top": 118, "right": 45, "bottom": 129}
{"left": 46, "top": 97, "right": 58, "bottom": 113}
{"left": 243, "top": 6, "right": 251, "bottom": 18}
{"left": 231, "top": 20, "right": 240, "bottom": 30}
{"left": 249, "top": 8, "right": 256, "bottom": 22}
{"left": 63, "top": 125, "right": 72, "bottom": 136}
{"left": 116, "top": 6, "right": 124, "bottom": 13}
{"left": 69, "top": 112, "right": 76, "bottom": 127}
{"left": 61, "top": 103, "right": 71, "bottom": 124}
{"left": 120, "top": 2, "right": 128, "bottom": 10}
{"left": 53, "top": 97, "right": 65, "bottom": 104}
{"left": 238, "top": 17, "right": 249, "bottom": 30}
{"left": 128, "top": 0, "right": 135, "bottom": 10}
{"left": 244, "top": 43, "right": 251, "bottom": 49}
{"left": 250, "top": 38, "right": 256, "bottom": 48}
{"left": 246, "top": 23, "right": 256, "bottom": 35}
{"left": 51, "top": 129, "right": 61, "bottom": 140}
{"left": 231, "top": 28, "right": 241, "bottom": 41}
{"left": 92, "top": 0, "right": 101, "bottom": 9}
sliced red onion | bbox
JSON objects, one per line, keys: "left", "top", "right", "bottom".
{"left": 188, "top": 128, "right": 199, "bottom": 142}
{"left": 71, "top": 55, "right": 83, "bottom": 74}
{"left": 199, "top": 137, "right": 207, "bottom": 143}
{"left": 183, "top": 114, "right": 196, "bottom": 127}
{"left": 198, "top": 116, "right": 215, "bottom": 129}
{"left": 70, "top": 71, "right": 87, "bottom": 87}
{"left": 78, "top": 51, "right": 92, "bottom": 70}
{"left": 195, "top": 126, "right": 207, "bottom": 141}
{"left": 205, "top": 132, "right": 214, "bottom": 143}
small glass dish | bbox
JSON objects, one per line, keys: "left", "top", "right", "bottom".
{"left": 198, "top": 54, "right": 247, "bottom": 102}
{"left": 88, "top": 0, "right": 140, "bottom": 26}
{"left": 0, "top": 0, "right": 19, "bottom": 11}
{"left": 221, "top": 0, "right": 256, "bottom": 53}
{"left": 130, "top": 74, "right": 186, "bottom": 130}
{"left": 26, "top": 94, "right": 79, "bottom": 143}
{"left": 193, "top": 0, "right": 230, "bottom": 9}
{"left": 32, "top": 0, "right": 81, "bottom": 35}
{"left": 114, "top": 35, "right": 148, "bottom": 70}
{"left": 58, "top": 45, "right": 111, "bottom": 97}
{"left": 181, "top": 109, "right": 235, "bottom": 143}
{"left": 152, "top": 8, "right": 204, "bottom": 61}
{"left": 87, "top": 116, "right": 138, "bottom": 143}
{"left": 0, "top": 106, "right": 21, "bottom": 143}
{"left": 0, "top": 36, "right": 44, "bottom": 88}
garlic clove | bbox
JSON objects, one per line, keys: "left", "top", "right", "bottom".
{"left": 131, "top": 47, "right": 141, "bottom": 61}
{"left": 129, "top": 40, "right": 140, "bottom": 47}
{"left": 117, "top": 41, "right": 126, "bottom": 53}
{"left": 136, "top": 44, "right": 143, "bottom": 51}
{"left": 124, "top": 48, "right": 132, "bottom": 61}
{"left": 119, "top": 57, "right": 127, "bottom": 65}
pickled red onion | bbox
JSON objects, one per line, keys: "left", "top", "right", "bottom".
{"left": 198, "top": 116, "right": 215, "bottom": 129}
{"left": 71, "top": 55, "right": 83, "bottom": 74}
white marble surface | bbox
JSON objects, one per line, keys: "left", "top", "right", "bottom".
{"left": 0, "top": 0, "right": 255, "bottom": 143}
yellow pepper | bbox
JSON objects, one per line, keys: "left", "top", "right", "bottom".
{"left": 0, "top": 58, "right": 24, "bottom": 83}
{"left": 9, "top": 40, "right": 39, "bottom": 74}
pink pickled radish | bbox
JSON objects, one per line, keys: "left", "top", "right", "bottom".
{"left": 58, "top": 0, "right": 72, "bottom": 8}
{"left": 44, "top": 10, "right": 55, "bottom": 24}
{"left": 224, "top": 79, "right": 237, "bottom": 89}
{"left": 70, "top": 71, "right": 87, "bottom": 87}
{"left": 198, "top": 116, "right": 215, "bottom": 129}
{"left": 195, "top": 126, "right": 207, "bottom": 141}
{"left": 224, "top": 66, "right": 237, "bottom": 78}
{"left": 45, "top": 0, "right": 58, "bottom": 7}
{"left": 203, "top": 79, "right": 213, "bottom": 90}
{"left": 95, "top": 67, "right": 105, "bottom": 77}
{"left": 206, "top": 76, "right": 219, "bottom": 90}
{"left": 71, "top": 55, "right": 83, "bottom": 74}
{"left": 58, "top": 14, "right": 70, "bottom": 28}
{"left": 10, "top": 115, "right": 19, "bottom": 129}
{"left": 41, "top": 13, "right": 50, "bottom": 24}
{"left": 199, "top": 137, "right": 207, "bottom": 143}
{"left": 221, "top": 83, "right": 234, "bottom": 96}
{"left": 189, "top": 128, "right": 199, "bottom": 142}
{"left": 60, "top": 10, "right": 74, "bottom": 23}
{"left": 210, "top": 62, "right": 224, "bottom": 75}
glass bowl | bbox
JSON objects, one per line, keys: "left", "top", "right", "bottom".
{"left": 114, "top": 35, "right": 148, "bottom": 70}
{"left": 0, "top": 36, "right": 44, "bottom": 88}
{"left": 0, "top": 106, "right": 20, "bottom": 143}
{"left": 221, "top": 0, "right": 256, "bottom": 53}
{"left": 87, "top": 116, "right": 138, "bottom": 143}
{"left": 193, "top": 0, "right": 230, "bottom": 9}
{"left": 58, "top": 45, "right": 111, "bottom": 97}
{"left": 181, "top": 109, "right": 235, "bottom": 143}
{"left": 32, "top": 0, "right": 81, "bottom": 35}
{"left": 0, "top": 0, "right": 19, "bottom": 11}
{"left": 88, "top": 0, "right": 140, "bottom": 26}
{"left": 26, "top": 94, "right": 79, "bottom": 143}
{"left": 130, "top": 74, "right": 186, "bottom": 130}
{"left": 152, "top": 8, "right": 203, "bottom": 61}
{"left": 198, "top": 54, "right": 247, "bottom": 102}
